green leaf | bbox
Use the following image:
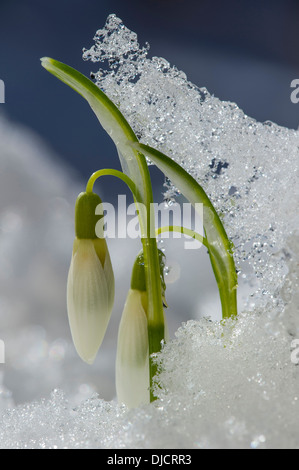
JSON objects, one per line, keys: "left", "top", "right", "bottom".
{"left": 131, "top": 142, "right": 238, "bottom": 319}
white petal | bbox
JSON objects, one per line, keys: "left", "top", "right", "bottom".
{"left": 92, "top": 238, "right": 115, "bottom": 314}
{"left": 103, "top": 247, "right": 115, "bottom": 314}
{"left": 67, "top": 239, "right": 110, "bottom": 364}
{"left": 116, "top": 289, "right": 149, "bottom": 408}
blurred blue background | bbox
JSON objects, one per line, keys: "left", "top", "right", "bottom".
{"left": 1, "top": 0, "right": 299, "bottom": 200}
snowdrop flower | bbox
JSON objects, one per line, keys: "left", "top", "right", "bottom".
{"left": 116, "top": 251, "right": 167, "bottom": 408}
{"left": 67, "top": 192, "right": 114, "bottom": 364}
{"left": 116, "top": 287, "right": 150, "bottom": 408}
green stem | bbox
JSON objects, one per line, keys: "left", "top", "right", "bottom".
{"left": 156, "top": 225, "right": 209, "bottom": 249}
{"left": 86, "top": 169, "right": 140, "bottom": 200}
{"left": 85, "top": 166, "right": 165, "bottom": 402}
{"left": 135, "top": 156, "right": 165, "bottom": 403}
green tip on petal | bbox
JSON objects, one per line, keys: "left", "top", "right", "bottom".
{"left": 130, "top": 252, "right": 146, "bottom": 292}
{"left": 130, "top": 249, "right": 167, "bottom": 305}
{"left": 75, "top": 192, "right": 103, "bottom": 239}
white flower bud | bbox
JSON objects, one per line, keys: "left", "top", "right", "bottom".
{"left": 116, "top": 289, "right": 150, "bottom": 408}
{"left": 115, "top": 249, "right": 168, "bottom": 408}
{"left": 67, "top": 237, "right": 114, "bottom": 364}
{"left": 66, "top": 191, "right": 115, "bottom": 364}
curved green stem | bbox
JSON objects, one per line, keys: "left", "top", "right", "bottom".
{"left": 86, "top": 167, "right": 165, "bottom": 402}
{"left": 86, "top": 169, "right": 140, "bottom": 200}
{"left": 87, "top": 167, "right": 164, "bottom": 402}
{"left": 88, "top": 166, "right": 166, "bottom": 402}
{"left": 156, "top": 225, "right": 209, "bottom": 249}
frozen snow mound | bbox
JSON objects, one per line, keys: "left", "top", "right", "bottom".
{"left": 1, "top": 306, "right": 299, "bottom": 449}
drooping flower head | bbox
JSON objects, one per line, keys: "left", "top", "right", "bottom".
{"left": 67, "top": 191, "right": 114, "bottom": 364}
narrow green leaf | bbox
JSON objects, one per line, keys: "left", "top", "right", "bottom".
{"left": 131, "top": 142, "right": 238, "bottom": 319}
